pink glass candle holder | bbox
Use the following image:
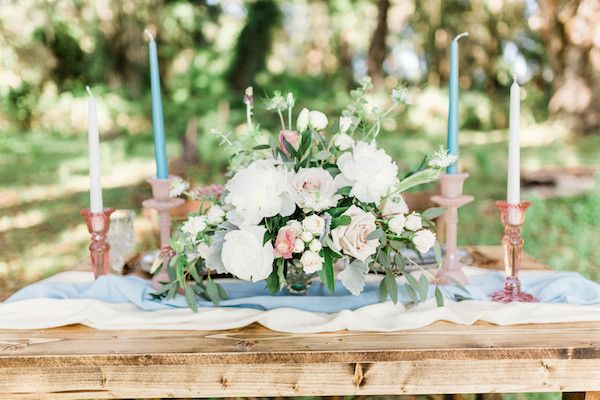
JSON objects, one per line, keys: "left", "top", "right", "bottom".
{"left": 431, "top": 173, "right": 474, "bottom": 285}
{"left": 80, "top": 208, "right": 115, "bottom": 279}
{"left": 142, "top": 176, "right": 184, "bottom": 283}
{"left": 489, "top": 201, "right": 537, "bottom": 303}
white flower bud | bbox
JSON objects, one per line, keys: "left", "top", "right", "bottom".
{"left": 334, "top": 133, "right": 354, "bottom": 151}
{"left": 293, "top": 238, "right": 305, "bottom": 253}
{"left": 296, "top": 108, "right": 309, "bottom": 132}
{"left": 301, "top": 230, "right": 314, "bottom": 242}
{"left": 388, "top": 214, "right": 407, "bottom": 235}
{"left": 308, "top": 110, "right": 328, "bottom": 130}
{"left": 309, "top": 239, "right": 322, "bottom": 252}
{"left": 339, "top": 116, "right": 353, "bottom": 134}
{"left": 405, "top": 213, "right": 422, "bottom": 231}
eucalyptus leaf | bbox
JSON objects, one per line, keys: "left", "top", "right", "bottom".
{"left": 379, "top": 280, "right": 388, "bottom": 302}
{"left": 205, "top": 279, "right": 221, "bottom": 305}
{"left": 434, "top": 242, "right": 443, "bottom": 267}
{"left": 384, "top": 271, "right": 399, "bottom": 304}
{"left": 366, "top": 228, "right": 384, "bottom": 241}
{"left": 331, "top": 215, "right": 351, "bottom": 229}
{"left": 184, "top": 286, "right": 198, "bottom": 312}
{"left": 405, "top": 284, "right": 419, "bottom": 304}
{"left": 417, "top": 274, "right": 429, "bottom": 301}
{"left": 252, "top": 144, "right": 271, "bottom": 150}
{"left": 435, "top": 286, "right": 445, "bottom": 307}
{"left": 422, "top": 207, "right": 447, "bottom": 220}
{"left": 338, "top": 259, "right": 369, "bottom": 295}
{"left": 189, "top": 263, "right": 202, "bottom": 282}
{"left": 318, "top": 250, "right": 335, "bottom": 293}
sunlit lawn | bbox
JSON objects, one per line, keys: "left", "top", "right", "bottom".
{"left": 1, "top": 124, "right": 600, "bottom": 296}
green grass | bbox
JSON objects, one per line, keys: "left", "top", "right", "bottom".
{"left": 1, "top": 125, "right": 599, "bottom": 296}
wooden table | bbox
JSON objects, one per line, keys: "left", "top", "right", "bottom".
{"left": 1, "top": 246, "right": 599, "bottom": 399}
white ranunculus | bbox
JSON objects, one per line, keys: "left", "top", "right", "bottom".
{"left": 300, "top": 250, "right": 324, "bottom": 273}
{"left": 380, "top": 192, "right": 409, "bottom": 217}
{"left": 297, "top": 108, "right": 309, "bottom": 132}
{"left": 221, "top": 225, "right": 274, "bottom": 282}
{"left": 334, "top": 141, "right": 399, "bottom": 204}
{"left": 197, "top": 242, "right": 211, "bottom": 259}
{"left": 290, "top": 168, "right": 340, "bottom": 212}
{"left": 428, "top": 147, "right": 457, "bottom": 169}
{"left": 388, "top": 214, "right": 407, "bottom": 235}
{"left": 412, "top": 229, "right": 436, "bottom": 254}
{"left": 339, "top": 116, "right": 353, "bottom": 134}
{"left": 302, "top": 214, "right": 325, "bottom": 236}
{"left": 331, "top": 205, "right": 379, "bottom": 262}
{"left": 309, "top": 239, "right": 322, "bottom": 252}
{"left": 181, "top": 216, "right": 207, "bottom": 237}
{"left": 405, "top": 213, "right": 422, "bottom": 231}
{"left": 206, "top": 205, "right": 225, "bottom": 225}
{"left": 170, "top": 176, "right": 189, "bottom": 198}
{"left": 333, "top": 133, "right": 354, "bottom": 151}
{"left": 224, "top": 160, "right": 295, "bottom": 226}
{"left": 293, "top": 238, "right": 305, "bottom": 253}
{"left": 300, "top": 230, "right": 314, "bottom": 242}
{"left": 286, "top": 220, "right": 303, "bottom": 235}
{"left": 308, "top": 110, "right": 328, "bottom": 130}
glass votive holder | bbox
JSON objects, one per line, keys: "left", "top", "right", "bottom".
{"left": 107, "top": 209, "right": 136, "bottom": 274}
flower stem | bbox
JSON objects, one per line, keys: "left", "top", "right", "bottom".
{"left": 277, "top": 109, "right": 286, "bottom": 131}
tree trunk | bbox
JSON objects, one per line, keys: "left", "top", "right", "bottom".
{"left": 181, "top": 118, "right": 199, "bottom": 164}
{"left": 367, "top": 0, "right": 390, "bottom": 87}
{"left": 538, "top": 0, "right": 600, "bottom": 133}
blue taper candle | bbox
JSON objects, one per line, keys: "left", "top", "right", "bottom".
{"left": 145, "top": 29, "right": 169, "bottom": 179}
{"left": 446, "top": 32, "right": 468, "bottom": 174}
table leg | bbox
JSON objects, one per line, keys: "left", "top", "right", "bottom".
{"left": 563, "top": 392, "right": 600, "bottom": 400}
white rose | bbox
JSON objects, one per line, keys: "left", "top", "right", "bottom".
{"left": 380, "top": 193, "right": 409, "bottom": 217}
{"left": 339, "top": 116, "right": 353, "bottom": 134}
{"left": 334, "top": 141, "right": 398, "bottom": 204}
{"left": 412, "top": 229, "right": 436, "bottom": 254}
{"left": 290, "top": 168, "right": 340, "bottom": 212}
{"left": 206, "top": 205, "right": 225, "bottom": 224}
{"left": 334, "top": 133, "right": 354, "bottom": 151}
{"left": 296, "top": 108, "right": 309, "bottom": 132}
{"left": 309, "top": 239, "right": 322, "bottom": 252}
{"left": 300, "top": 230, "right": 314, "bottom": 242}
{"left": 302, "top": 214, "right": 325, "bottom": 236}
{"left": 388, "top": 214, "right": 407, "bottom": 235}
{"left": 221, "top": 225, "right": 274, "bottom": 282}
{"left": 286, "top": 220, "right": 303, "bottom": 235}
{"left": 293, "top": 238, "right": 305, "bottom": 253}
{"left": 308, "top": 110, "right": 328, "bottom": 130}
{"left": 224, "top": 160, "right": 295, "bottom": 226}
{"left": 197, "top": 242, "right": 211, "bottom": 259}
{"left": 300, "top": 250, "right": 324, "bottom": 273}
{"left": 181, "top": 216, "right": 207, "bottom": 237}
{"left": 405, "top": 213, "right": 422, "bottom": 231}
{"left": 331, "top": 205, "right": 379, "bottom": 262}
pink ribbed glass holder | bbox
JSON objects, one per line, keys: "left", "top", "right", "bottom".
{"left": 489, "top": 200, "right": 537, "bottom": 303}
{"left": 80, "top": 208, "right": 115, "bottom": 279}
{"left": 142, "top": 176, "right": 184, "bottom": 284}
{"left": 431, "top": 173, "right": 474, "bottom": 285}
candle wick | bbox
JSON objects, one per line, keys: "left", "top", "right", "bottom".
{"left": 86, "top": 86, "right": 93, "bottom": 97}
{"left": 512, "top": 74, "right": 517, "bottom": 83}
{"left": 144, "top": 29, "right": 154, "bottom": 42}
{"left": 454, "top": 32, "right": 469, "bottom": 42}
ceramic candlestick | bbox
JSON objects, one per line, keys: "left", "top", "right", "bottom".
{"left": 489, "top": 201, "right": 536, "bottom": 303}
{"left": 431, "top": 173, "right": 474, "bottom": 285}
{"left": 143, "top": 176, "right": 184, "bottom": 283}
{"left": 80, "top": 208, "right": 115, "bottom": 279}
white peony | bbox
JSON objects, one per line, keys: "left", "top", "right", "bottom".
{"left": 331, "top": 205, "right": 379, "bottom": 262}
{"left": 388, "top": 214, "right": 407, "bottom": 235}
{"left": 297, "top": 108, "right": 309, "bottom": 132}
{"left": 308, "top": 110, "right": 328, "bottom": 130}
{"left": 339, "top": 116, "right": 353, "bottom": 134}
{"left": 221, "top": 225, "right": 274, "bottom": 282}
{"left": 405, "top": 213, "right": 422, "bottom": 231}
{"left": 197, "top": 242, "right": 211, "bottom": 259}
{"left": 333, "top": 133, "right": 354, "bottom": 151}
{"left": 412, "top": 229, "right": 436, "bottom": 254}
{"left": 224, "top": 160, "right": 295, "bottom": 226}
{"left": 302, "top": 214, "right": 326, "bottom": 236}
{"left": 289, "top": 168, "right": 340, "bottom": 212}
{"left": 309, "top": 239, "right": 322, "bottom": 252}
{"left": 334, "top": 141, "right": 399, "bottom": 204}
{"left": 300, "top": 250, "right": 324, "bottom": 273}
{"left": 181, "top": 216, "right": 207, "bottom": 237}
{"left": 206, "top": 205, "right": 225, "bottom": 225}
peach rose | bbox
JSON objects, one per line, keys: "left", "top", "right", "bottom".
{"left": 274, "top": 226, "right": 296, "bottom": 259}
{"left": 279, "top": 130, "right": 300, "bottom": 156}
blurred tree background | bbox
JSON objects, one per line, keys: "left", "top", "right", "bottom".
{"left": 2, "top": 0, "right": 600, "bottom": 299}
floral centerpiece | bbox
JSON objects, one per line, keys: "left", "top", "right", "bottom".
{"left": 154, "top": 77, "right": 456, "bottom": 310}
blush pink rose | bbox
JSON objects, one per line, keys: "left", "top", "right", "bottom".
{"left": 274, "top": 226, "right": 296, "bottom": 259}
{"left": 279, "top": 130, "right": 300, "bottom": 157}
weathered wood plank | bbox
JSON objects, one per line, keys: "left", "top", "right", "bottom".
{"left": 2, "top": 359, "right": 600, "bottom": 398}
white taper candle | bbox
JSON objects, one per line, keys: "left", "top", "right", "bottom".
{"left": 507, "top": 76, "right": 520, "bottom": 205}
{"left": 86, "top": 86, "right": 103, "bottom": 213}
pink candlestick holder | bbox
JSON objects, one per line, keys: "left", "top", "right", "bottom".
{"left": 489, "top": 201, "right": 537, "bottom": 303}
{"left": 142, "top": 176, "right": 184, "bottom": 283}
{"left": 80, "top": 208, "right": 115, "bottom": 279}
{"left": 431, "top": 173, "right": 474, "bottom": 285}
